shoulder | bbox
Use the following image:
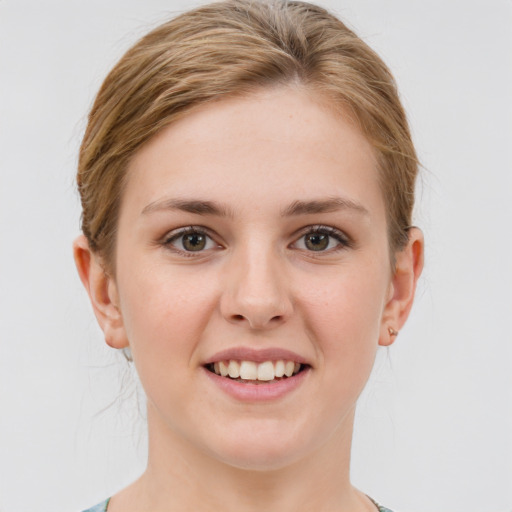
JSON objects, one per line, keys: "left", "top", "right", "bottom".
{"left": 81, "top": 498, "right": 110, "bottom": 512}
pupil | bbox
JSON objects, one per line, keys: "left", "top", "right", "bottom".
{"left": 183, "top": 233, "right": 206, "bottom": 251}
{"left": 305, "top": 233, "right": 328, "bottom": 251}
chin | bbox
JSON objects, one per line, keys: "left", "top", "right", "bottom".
{"left": 214, "top": 445, "right": 305, "bottom": 472}
{"left": 200, "top": 419, "right": 315, "bottom": 472}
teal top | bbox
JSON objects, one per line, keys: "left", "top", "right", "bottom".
{"left": 82, "top": 497, "right": 394, "bottom": 511}
{"left": 82, "top": 500, "right": 110, "bottom": 512}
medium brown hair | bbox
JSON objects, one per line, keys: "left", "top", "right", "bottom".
{"left": 78, "top": 0, "right": 418, "bottom": 270}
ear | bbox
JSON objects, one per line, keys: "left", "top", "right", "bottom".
{"left": 73, "top": 235, "right": 129, "bottom": 349}
{"left": 379, "top": 227, "right": 424, "bottom": 346}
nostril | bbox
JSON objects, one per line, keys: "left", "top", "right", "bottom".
{"left": 231, "top": 313, "right": 283, "bottom": 324}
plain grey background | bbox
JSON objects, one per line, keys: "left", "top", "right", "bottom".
{"left": 0, "top": 1, "right": 511, "bottom": 511}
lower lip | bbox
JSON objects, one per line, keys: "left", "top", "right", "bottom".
{"left": 203, "top": 367, "right": 310, "bottom": 402}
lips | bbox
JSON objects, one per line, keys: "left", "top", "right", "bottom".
{"left": 203, "top": 347, "right": 310, "bottom": 385}
{"left": 208, "top": 359, "right": 303, "bottom": 382}
{"left": 205, "top": 347, "right": 309, "bottom": 365}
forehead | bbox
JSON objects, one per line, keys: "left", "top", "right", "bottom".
{"left": 123, "top": 87, "right": 384, "bottom": 221}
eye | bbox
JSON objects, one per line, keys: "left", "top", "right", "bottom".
{"left": 293, "top": 225, "right": 350, "bottom": 252}
{"left": 164, "top": 227, "right": 219, "bottom": 254}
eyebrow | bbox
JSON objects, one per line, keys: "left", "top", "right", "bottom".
{"left": 141, "top": 196, "right": 368, "bottom": 218}
{"left": 141, "top": 198, "right": 234, "bottom": 218}
{"left": 280, "top": 197, "right": 369, "bottom": 217}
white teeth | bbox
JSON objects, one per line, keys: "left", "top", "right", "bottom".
{"left": 219, "top": 360, "right": 229, "bottom": 377}
{"left": 228, "top": 360, "right": 240, "bottom": 378}
{"left": 284, "top": 360, "right": 295, "bottom": 377}
{"left": 212, "top": 359, "right": 303, "bottom": 381}
{"left": 239, "top": 361, "right": 258, "bottom": 380}
{"left": 275, "top": 360, "right": 285, "bottom": 378}
{"left": 257, "top": 361, "right": 275, "bottom": 381}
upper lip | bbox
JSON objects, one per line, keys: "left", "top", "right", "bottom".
{"left": 204, "top": 347, "right": 309, "bottom": 366}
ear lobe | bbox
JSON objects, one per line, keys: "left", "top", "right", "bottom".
{"left": 73, "top": 235, "right": 129, "bottom": 349}
{"left": 379, "top": 227, "right": 424, "bottom": 346}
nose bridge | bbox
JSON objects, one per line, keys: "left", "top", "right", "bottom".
{"left": 221, "top": 235, "right": 292, "bottom": 329}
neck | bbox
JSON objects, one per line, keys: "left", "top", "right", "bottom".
{"left": 112, "top": 404, "right": 375, "bottom": 512}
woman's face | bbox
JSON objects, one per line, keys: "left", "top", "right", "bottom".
{"left": 108, "top": 87, "right": 397, "bottom": 469}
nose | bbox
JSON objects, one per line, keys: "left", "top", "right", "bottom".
{"left": 220, "top": 242, "right": 293, "bottom": 330}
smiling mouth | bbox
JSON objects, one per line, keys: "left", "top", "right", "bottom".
{"left": 205, "top": 360, "right": 307, "bottom": 384}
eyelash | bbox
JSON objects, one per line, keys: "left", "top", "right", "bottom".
{"left": 162, "top": 224, "right": 352, "bottom": 257}
{"left": 293, "top": 225, "right": 352, "bottom": 253}
{"left": 162, "top": 226, "right": 220, "bottom": 258}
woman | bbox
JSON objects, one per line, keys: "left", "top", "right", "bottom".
{"left": 74, "top": 1, "right": 423, "bottom": 510}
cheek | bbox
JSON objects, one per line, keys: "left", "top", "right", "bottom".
{"left": 297, "top": 262, "right": 389, "bottom": 373}
{"left": 115, "top": 265, "right": 221, "bottom": 423}
{"left": 117, "top": 262, "right": 219, "bottom": 362}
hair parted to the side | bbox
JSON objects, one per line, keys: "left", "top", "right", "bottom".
{"left": 78, "top": 0, "right": 418, "bottom": 272}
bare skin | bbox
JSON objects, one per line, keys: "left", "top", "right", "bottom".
{"left": 74, "top": 86, "right": 423, "bottom": 512}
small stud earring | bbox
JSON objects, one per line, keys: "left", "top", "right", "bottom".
{"left": 388, "top": 327, "right": 399, "bottom": 337}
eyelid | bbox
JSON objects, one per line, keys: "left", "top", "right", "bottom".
{"left": 163, "top": 225, "right": 212, "bottom": 243}
{"left": 159, "top": 224, "right": 352, "bottom": 257}
{"left": 162, "top": 225, "right": 223, "bottom": 256}
{"left": 291, "top": 224, "right": 353, "bottom": 251}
